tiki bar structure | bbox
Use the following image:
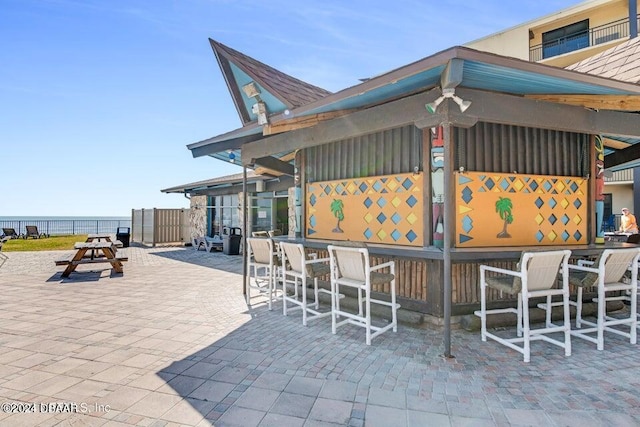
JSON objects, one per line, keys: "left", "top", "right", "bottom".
{"left": 187, "top": 40, "right": 640, "bottom": 355}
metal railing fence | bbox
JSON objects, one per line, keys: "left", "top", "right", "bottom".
{"left": 0, "top": 219, "right": 131, "bottom": 237}
{"left": 530, "top": 15, "right": 640, "bottom": 62}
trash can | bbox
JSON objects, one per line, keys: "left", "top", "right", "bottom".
{"left": 223, "top": 227, "right": 242, "bottom": 255}
{"left": 116, "top": 227, "right": 130, "bottom": 248}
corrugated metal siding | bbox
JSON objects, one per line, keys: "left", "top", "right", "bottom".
{"left": 305, "top": 125, "right": 422, "bottom": 182}
{"left": 605, "top": 168, "right": 633, "bottom": 182}
{"left": 454, "top": 122, "right": 590, "bottom": 176}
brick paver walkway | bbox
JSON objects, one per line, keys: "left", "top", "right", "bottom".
{"left": 0, "top": 245, "right": 639, "bottom": 426}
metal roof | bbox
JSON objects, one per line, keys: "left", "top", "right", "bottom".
{"left": 566, "top": 37, "right": 640, "bottom": 84}
{"left": 190, "top": 44, "right": 640, "bottom": 166}
{"left": 210, "top": 39, "right": 331, "bottom": 126}
{"left": 161, "top": 171, "right": 263, "bottom": 194}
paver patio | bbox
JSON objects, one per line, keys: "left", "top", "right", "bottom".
{"left": 0, "top": 245, "right": 639, "bottom": 426}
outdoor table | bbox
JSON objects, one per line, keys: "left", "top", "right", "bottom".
{"left": 604, "top": 232, "right": 632, "bottom": 242}
{"left": 86, "top": 233, "right": 113, "bottom": 242}
{"left": 55, "top": 242, "right": 127, "bottom": 278}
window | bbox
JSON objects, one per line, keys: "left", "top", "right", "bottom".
{"left": 542, "top": 19, "right": 589, "bottom": 59}
{"left": 249, "top": 192, "right": 289, "bottom": 234}
{"left": 207, "top": 195, "right": 239, "bottom": 237}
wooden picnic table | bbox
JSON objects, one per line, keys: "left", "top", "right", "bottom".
{"left": 55, "top": 241, "right": 128, "bottom": 278}
{"left": 86, "top": 233, "right": 113, "bottom": 242}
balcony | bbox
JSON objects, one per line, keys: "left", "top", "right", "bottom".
{"left": 530, "top": 15, "right": 640, "bottom": 62}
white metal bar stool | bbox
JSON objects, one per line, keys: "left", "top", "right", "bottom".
{"left": 279, "top": 242, "right": 332, "bottom": 326}
{"left": 475, "top": 250, "right": 572, "bottom": 363}
{"left": 327, "top": 244, "right": 399, "bottom": 345}
{"left": 568, "top": 248, "right": 639, "bottom": 350}
{"left": 246, "top": 237, "right": 279, "bottom": 310}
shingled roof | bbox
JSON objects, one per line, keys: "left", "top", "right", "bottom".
{"left": 210, "top": 39, "right": 332, "bottom": 125}
{"left": 566, "top": 37, "right": 640, "bottom": 84}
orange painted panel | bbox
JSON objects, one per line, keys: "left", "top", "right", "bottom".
{"left": 455, "top": 171, "right": 588, "bottom": 247}
{"left": 306, "top": 173, "right": 423, "bottom": 246}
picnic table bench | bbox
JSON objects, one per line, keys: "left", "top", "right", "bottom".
{"left": 55, "top": 241, "right": 127, "bottom": 278}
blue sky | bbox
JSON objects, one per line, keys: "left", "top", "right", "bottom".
{"left": 1, "top": 0, "right": 582, "bottom": 216}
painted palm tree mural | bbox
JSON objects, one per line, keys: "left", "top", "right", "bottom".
{"left": 330, "top": 199, "right": 345, "bottom": 233}
{"left": 495, "top": 197, "right": 514, "bottom": 238}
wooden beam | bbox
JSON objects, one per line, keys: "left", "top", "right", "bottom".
{"left": 263, "top": 111, "right": 357, "bottom": 136}
{"left": 243, "top": 87, "right": 640, "bottom": 166}
{"left": 524, "top": 94, "right": 640, "bottom": 111}
{"left": 254, "top": 152, "right": 296, "bottom": 176}
{"left": 605, "top": 142, "right": 640, "bottom": 168}
{"left": 456, "top": 87, "right": 640, "bottom": 138}
{"left": 249, "top": 156, "right": 295, "bottom": 176}
{"left": 602, "top": 136, "right": 632, "bottom": 150}
{"left": 242, "top": 88, "right": 444, "bottom": 162}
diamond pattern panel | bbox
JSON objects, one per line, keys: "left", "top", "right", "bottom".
{"left": 306, "top": 172, "right": 423, "bottom": 246}
{"left": 455, "top": 171, "right": 587, "bottom": 247}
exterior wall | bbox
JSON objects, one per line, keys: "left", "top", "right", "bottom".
{"left": 464, "top": 0, "right": 636, "bottom": 66}
{"left": 190, "top": 195, "right": 207, "bottom": 238}
{"left": 607, "top": 182, "right": 634, "bottom": 212}
{"left": 530, "top": 0, "right": 631, "bottom": 45}
{"left": 464, "top": 27, "right": 530, "bottom": 60}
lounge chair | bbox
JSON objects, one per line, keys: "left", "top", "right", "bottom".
{"left": 24, "top": 225, "right": 46, "bottom": 239}
{"left": 1, "top": 228, "right": 20, "bottom": 239}
{"left": 192, "top": 236, "right": 204, "bottom": 250}
{"left": 192, "top": 235, "right": 224, "bottom": 252}
{"left": 204, "top": 235, "right": 224, "bottom": 252}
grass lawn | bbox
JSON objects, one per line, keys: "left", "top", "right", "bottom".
{"left": 3, "top": 235, "right": 88, "bottom": 252}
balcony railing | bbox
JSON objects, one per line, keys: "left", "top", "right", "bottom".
{"left": 530, "top": 15, "right": 640, "bottom": 62}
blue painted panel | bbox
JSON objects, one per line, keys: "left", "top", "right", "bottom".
{"left": 303, "top": 66, "right": 445, "bottom": 115}
{"left": 229, "top": 63, "right": 288, "bottom": 118}
{"left": 461, "top": 60, "right": 629, "bottom": 95}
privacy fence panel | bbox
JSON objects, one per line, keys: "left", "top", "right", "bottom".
{"left": 131, "top": 208, "right": 190, "bottom": 246}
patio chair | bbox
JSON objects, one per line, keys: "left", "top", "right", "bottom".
{"left": 568, "top": 248, "right": 640, "bottom": 350}
{"left": 327, "top": 244, "right": 399, "bottom": 345}
{"left": 279, "top": 242, "right": 332, "bottom": 326}
{"left": 475, "top": 250, "right": 572, "bottom": 363}
{"left": 24, "top": 225, "right": 45, "bottom": 239}
{"left": 1, "top": 228, "right": 20, "bottom": 239}
{"left": 246, "top": 237, "right": 279, "bottom": 310}
{"left": 268, "top": 229, "right": 282, "bottom": 237}
{"left": 604, "top": 215, "right": 617, "bottom": 232}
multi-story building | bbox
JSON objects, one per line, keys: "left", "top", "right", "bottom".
{"left": 466, "top": 0, "right": 640, "bottom": 228}
{"left": 466, "top": 0, "right": 638, "bottom": 67}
